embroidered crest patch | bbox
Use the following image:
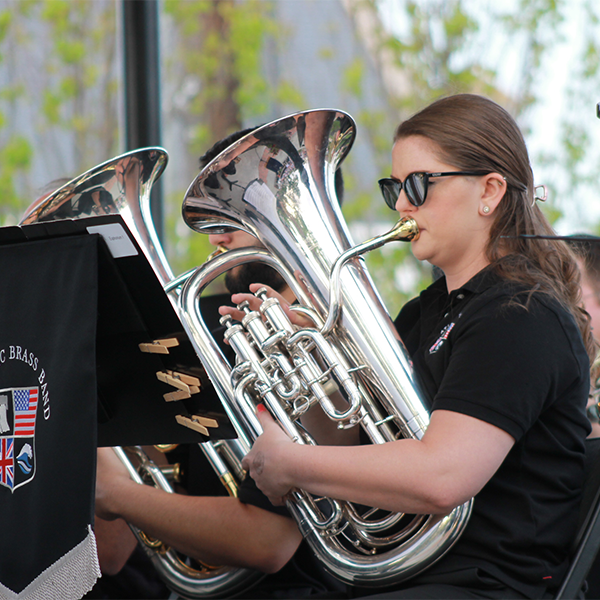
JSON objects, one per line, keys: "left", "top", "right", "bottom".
{"left": 0, "top": 387, "right": 37, "bottom": 492}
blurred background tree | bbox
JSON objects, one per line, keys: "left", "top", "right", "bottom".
{"left": 0, "top": 0, "right": 598, "bottom": 313}
{"left": 0, "top": 0, "right": 118, "bottom": 226}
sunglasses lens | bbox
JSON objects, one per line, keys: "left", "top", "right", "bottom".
{"left": 379, "top": 180, "right": 400, "bottom": 210}
{"left": 405, "top": 173, "right": 427, "bottom": 207}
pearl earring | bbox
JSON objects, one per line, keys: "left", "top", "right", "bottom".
{"left": 482, "top": 206, "right": 490, "bottom": 214}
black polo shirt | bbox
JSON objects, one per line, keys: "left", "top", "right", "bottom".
{"left": 394, "top": 265, "right": 591, "bottom": 598}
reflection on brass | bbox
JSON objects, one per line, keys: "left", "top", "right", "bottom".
{"left": 172, "top": 462, "right": 182, "bottom": 483}
{"left": 154, "top": 444, "right": 179, "bottom": 453}
{"left": 220, "top": 472, "right": 239, "bottom": 498}
{"left": 159, "top": 463, "right": 182, "bottom": 484}
{"left": 137, "top": 531, "right": 167, "bottom": 552}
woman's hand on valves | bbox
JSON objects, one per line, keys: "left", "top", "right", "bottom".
{"left": 241, "top": 404, "right": 296, "bottom": 506}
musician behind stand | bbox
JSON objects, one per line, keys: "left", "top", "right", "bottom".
{"left": 568, "top": 234, "right": 600, "bottom": 439}
{"left": 233, "top": 94, "right": 595, "bottom": 600}
{"left": 93, "top": 129, "right": 349, "bottom": 599}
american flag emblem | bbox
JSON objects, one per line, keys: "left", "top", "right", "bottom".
{"left": 429, "top": 322, "right": 456, "bottom": 354}
{"left": 0, "top": 437, "right": 14, "bottom": 489}
{"left": 14, "top": 388, "right": 38, "bottom": 437}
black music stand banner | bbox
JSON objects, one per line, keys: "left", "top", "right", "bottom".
{"left": 4, "top": 215, "right": 237, "bottom": 447}
{"left": 0, "top": 235, "right": 100, "bottom": 599}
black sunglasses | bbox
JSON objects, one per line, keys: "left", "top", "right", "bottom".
{"left": 378, "top": 171, "right": 490, "bottom": 210}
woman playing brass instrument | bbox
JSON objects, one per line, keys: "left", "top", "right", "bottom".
{"left": 227, "top": 94, "right": 595, "bottom": 599}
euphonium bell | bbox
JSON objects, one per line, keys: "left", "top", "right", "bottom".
{"left": 180, "top": 109, "right": 472, "bottom": 587}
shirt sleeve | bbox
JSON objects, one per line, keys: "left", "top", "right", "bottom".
{"left": 238, "top": 474, "right": 291, "bottom": 518}
{"left": 431, "top": 295, "right": 587, "bottom": 441}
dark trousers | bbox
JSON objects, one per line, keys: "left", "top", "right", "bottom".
{"left": 353, "top": 584, "right": 530, "bottom": 599}
{"left": 343, "top": 568, "right": 548, "bottom": 600}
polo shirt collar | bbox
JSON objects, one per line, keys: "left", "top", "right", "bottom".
{"left": 420, "top": 263, "right": 502, "bottom": 306}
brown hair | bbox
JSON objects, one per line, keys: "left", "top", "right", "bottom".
{"left": 395, "top": 94, "right": 596, "bottom": 362}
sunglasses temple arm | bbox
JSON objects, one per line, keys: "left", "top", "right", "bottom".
{"left": 501, "top": 235, "right": 600, "bottom": 242}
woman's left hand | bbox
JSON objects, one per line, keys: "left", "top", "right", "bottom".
{"left": 242, "top": 406, "right": 296, "bottom": 506}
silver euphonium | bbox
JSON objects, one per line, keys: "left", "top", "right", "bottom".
{"left": 19, "top": 148, "right": 264, "bottom": 599}
{"left": 180, "top": 109, "right": 473, "bottom": 588}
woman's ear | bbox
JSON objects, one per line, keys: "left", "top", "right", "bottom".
{"left": 478, "top": 173, "right": 506, "bottom": 217}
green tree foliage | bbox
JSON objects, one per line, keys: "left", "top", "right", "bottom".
{"left": 162, "top": 0, "right": 306, "bottom": 276}
{"left": 38, "top": 0, "right": 119, "bottom": 167}
{"left": 532, "top": 0, "right": 600, "bottom": 232}
{"left": 0, "top": 0, "right": 118, "bottom": 225}
{"left": 163, "top": 0, "right": 594, "bottom": 308}
{"left": 337, "top": 0, "right": 509, "bottom": 307}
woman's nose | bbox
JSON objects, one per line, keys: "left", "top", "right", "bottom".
{"left": 395, "top": 188, "right": 414, "bottom": 214}
{"left": 208, "top": 232, "right": 232, "bottom": 247}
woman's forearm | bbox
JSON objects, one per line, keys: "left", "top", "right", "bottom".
{"left": 245, "top": 409, "right": 515, "bottom": 514}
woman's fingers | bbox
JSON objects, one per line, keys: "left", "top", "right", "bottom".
{"left": 241, "top": 406, "right": 295, "bottom": 502}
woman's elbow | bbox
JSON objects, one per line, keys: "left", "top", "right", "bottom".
{"left": 423, "top": 482, "right": 473, "bottom": 515}
{"left": 94, "top": 517, "right": 137, "bottom": 576}
{"left": 255, "top": 549, "right": 294, "bottom": 574}
{"left": 248, "top": 523, "right": 303, "bottom": 573}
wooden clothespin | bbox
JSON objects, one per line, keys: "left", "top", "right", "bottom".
{"left": 176, "top": 415, "right": 209, "bottom": 436}
{"left": 175, "top": 414, "right": 219, "bottom": 437}
{"left": 157, "top": 370, "right": 202, "bottom": 401}
{"left": 139, "top": 337, "right": 180, "bottom": 355}
{"left": 191, "top": 415, "right": 218, "bottom": 428}
{"left": 166, "top": 370, "right": 201, "bottom": 387}
{"left": 164, "top": 389, "right": 191, "bottom": 402}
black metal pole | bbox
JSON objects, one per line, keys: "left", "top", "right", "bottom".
{"left": 122, "top": 0, "right": 164, "bottom": 240}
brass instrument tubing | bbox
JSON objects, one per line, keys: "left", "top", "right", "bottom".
{"left": 164, "top": 268, "right": 195, "bottom": 294}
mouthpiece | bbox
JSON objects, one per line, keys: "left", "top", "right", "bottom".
{"left": 389, "top": 217, "right": 420, "bottom": 242}
{"left": 207, "top": 246, "right": 228, "bottom": 261}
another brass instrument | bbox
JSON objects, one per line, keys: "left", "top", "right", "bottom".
{"left": 20, "top": 148, "right": 263, "bottom": 599}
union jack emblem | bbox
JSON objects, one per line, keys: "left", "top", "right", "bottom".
{"left": 0, "top": 437, "right": 14, "bottom": 488}
{"left": 0, "top": 387, "right": 37, "bottom": 492}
